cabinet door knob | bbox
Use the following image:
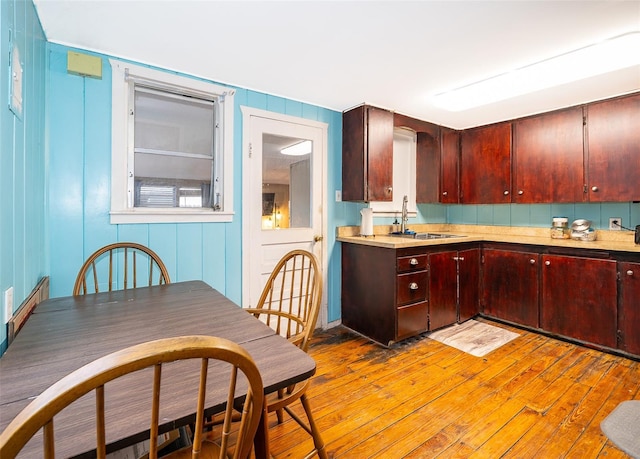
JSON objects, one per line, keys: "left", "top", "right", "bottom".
{"left": 545, "top": 260, "right": 551, "bottom": 266}
{"left": 518, "top": 190, "right": 524, "bottom": 195}
{"left": 387, "top": 186, "right": 393, "bottom": 194}
{"left": 442, "top": 191, "right": 448, "bottom": 196}
{"left": 410, "top": 258, "right": 419, "bottom": 266}
{"left": 627, "top": 270, "right": 634, "bottom": 276}
{"left": 409, "top": 282, "right": 419, "bottom": 290}
{"left": 504, "top": 190, "right": 510, "bottom": 195}
{"left": 314, "top": 235, "right": 323, "bottom": 242}
{"left": 591, "top": 186, "right": 599, "bottom": 192}
{"left": 530, "top": 259, "right": 536, "bottom": 265}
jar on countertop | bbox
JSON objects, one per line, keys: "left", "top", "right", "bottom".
{"left": 550, "top": 217, "right": 570, "bottom": 239}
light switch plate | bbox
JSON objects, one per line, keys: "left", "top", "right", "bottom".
{"left": 4, "top": 286, "right": 14, "bottom": 324}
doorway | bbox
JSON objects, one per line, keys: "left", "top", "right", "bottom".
{"left": 241, "top": 107, "right": 328, "bottom": 328}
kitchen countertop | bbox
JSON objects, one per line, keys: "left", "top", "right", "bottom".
{"left": 336, "top": 224, "right": 640, "bottom": 253}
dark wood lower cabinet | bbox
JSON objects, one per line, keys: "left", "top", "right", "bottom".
{"left": 428, "top": 251, "right": 458, "bottom": 330}
{"left": 541, "top": 254, "right": 617, "bottom": 348}
{"left": 619, "top": 262, "right": 640, "bottom": 355}
{"left": 482, "top": 248, "right": 539, "bottom": 327}
{"left": 342, "top": 240, "right": 637, "bottom": 356}
{"left": 459, "top": 248, "right": 480, "bottom": 322}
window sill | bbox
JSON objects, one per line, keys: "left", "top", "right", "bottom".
{"left": 110, "top": 209, "right": 234, "bottom": 224}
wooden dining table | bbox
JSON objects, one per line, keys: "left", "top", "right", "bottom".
{"left": 0, "top": 280, "right": 317, "bottom": 458}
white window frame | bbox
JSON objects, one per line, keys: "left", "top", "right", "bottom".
{"left": 110, "top": 59, "right": 235, "bottom": 224}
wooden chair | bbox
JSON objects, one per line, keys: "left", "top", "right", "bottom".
{"left": 244, "top": 249, "right": 327, "bottom": 459}
{"left": 0, "top": 335, "right": 264, "bottom": 459}
{"left": 73, "top": 242, "right": 170, "bottom": 295}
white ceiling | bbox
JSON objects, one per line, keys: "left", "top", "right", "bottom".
{"left": 33, "top": 0, "right": 640, "bottom": 129}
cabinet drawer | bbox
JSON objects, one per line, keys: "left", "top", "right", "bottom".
{"left": 397, "top": 254, "right": 427, "bottom": 273}
{"left": 397, "top": 271, "right": 428, "bottom": 305}
{"left": 397, "top": 301, "right": 428, "bottom": 341}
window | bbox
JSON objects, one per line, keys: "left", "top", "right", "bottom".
{"left": 110, "top": 60, "right": 235, "bottom": 223}
{"left": 368, "top": 128, "right": 417, "bottom": 216}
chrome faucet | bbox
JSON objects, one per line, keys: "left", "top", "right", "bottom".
{"left": 401, "top": 195, "right": 409, "bottom": 233}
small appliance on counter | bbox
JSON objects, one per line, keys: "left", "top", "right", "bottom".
{"left": 360, "top": 207, "right": 374, "bottom": 237}
{"left": 570, "top": 219, "right": 596, "bottom": 241}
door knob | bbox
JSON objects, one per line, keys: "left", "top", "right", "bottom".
{"left": 314, "top": 235, "right": 323, "bottom": 242}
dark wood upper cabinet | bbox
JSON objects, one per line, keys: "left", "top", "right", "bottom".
{"left": 440, "top": 128, "right": 460, "bottom": 203}
{"left": 513, "top": 107, "right": 585, "bottom": 203}
{"left": 342, "top": 105, "right": 394, "bottom": 202}
{"left": 460, "top": 122, "right": 512, "bottom": 203}
{"left": 586, "top": 93, "right": 640, "bottom": 202}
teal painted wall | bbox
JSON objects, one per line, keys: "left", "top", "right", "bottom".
{"left": 45, "top": 43, "right": 348, "bottom": 327}
{"left": 0, "top": 0, "right": 47, "bottom": 351}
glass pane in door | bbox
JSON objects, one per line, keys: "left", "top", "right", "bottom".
{"left": 261, "top": 134, "right": 312, "bottom": 230}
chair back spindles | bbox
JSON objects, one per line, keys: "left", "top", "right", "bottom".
{"left": 0, "top": 336, "right": 264, "bottom": 459}
{"left": 73, "top": 243, "right": 170, "bottom": 296}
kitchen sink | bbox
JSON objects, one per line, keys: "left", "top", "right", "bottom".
{"left": 388, "top": 231, "right": 465, "bottom": 240}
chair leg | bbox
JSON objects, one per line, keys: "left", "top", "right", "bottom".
{"left": 297, "top": 393, "right": 327, "bottom": 459}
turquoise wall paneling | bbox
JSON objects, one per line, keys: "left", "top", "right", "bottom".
{"left": 0, "top": 0, "right": 47, "bottom": 351}
{"left": 48, "top": 48, "right": 86, "bottom": 298}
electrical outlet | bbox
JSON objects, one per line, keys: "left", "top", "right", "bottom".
{"left": 4, "top": 286, "right": 14, "bottom": 324}
{"left": 609, "top": 217, "right": 622, "bottom": 230}
{"left": 335, "top": 190, "right": 342, "bottom": 202}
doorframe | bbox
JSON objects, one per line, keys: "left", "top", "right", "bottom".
{"left": 240, "top": 106, "right": 329, "bottom": 329}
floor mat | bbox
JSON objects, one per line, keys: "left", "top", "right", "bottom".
{"left": 428, "top": 320, "right": 519, "bottom": 357}
{"left": 601, "top": 400, "right": 640, "bottom": 458}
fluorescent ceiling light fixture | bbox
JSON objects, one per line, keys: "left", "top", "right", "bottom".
{"left": 433, "top": 31, "right": 640, "bottom": 112}
{"left": 281, "top": 140, "right": 312, "bottom": 156}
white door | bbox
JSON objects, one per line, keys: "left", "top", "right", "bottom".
{"left": 241, "top": 107, "right": 327, "bottom": 327}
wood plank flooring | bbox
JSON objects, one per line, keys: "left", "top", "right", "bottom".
{"left": 266, "top": 319, "right": 639, "bottom": 458}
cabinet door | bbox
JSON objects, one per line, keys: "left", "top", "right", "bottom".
{"left": 342, "top": 105, "right": 394, "bottom": 202}
{"left": 440, "top": 128, "right": 460, "bottom": 203}
{"left": 458, "top": 248, "right": 480, "bottom": 322}
{"left": 541, "top": 255, "right": 617, "bottom": 348}
{"left": 460, "top": 122, "right": 511, "bottom": 203}
{"left": 587, "top": 93, "right": 640, "bottom": 202}
{"left": 415, "top": 131, "right": 440, "bottom": 203}
{"left": 483, "top": 249, "right": 539, "bottom": 327}
{"left": 619, "top": 262, "right": 640, "bottom": 355}
{"left": 513, "top": 107, "right": 584, "bottom": 203}
{"left": 428, "top": 251, "right": 458, "bottom": 330}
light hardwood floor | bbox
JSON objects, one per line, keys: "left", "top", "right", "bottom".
{"left": 267, "top": 319, "right": 639, "bottom": 458}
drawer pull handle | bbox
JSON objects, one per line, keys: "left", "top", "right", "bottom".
{"left": 410, "top": 258, "right": 419, "bottom": 266}
{"left": 409, "top": 282, "right": 419, "bottom": 290}
{"left": 628, "top": 270, "right": 634, "bottom": 276}
{"left": 452, "top": 257, "right": 465, "bottom": 261}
